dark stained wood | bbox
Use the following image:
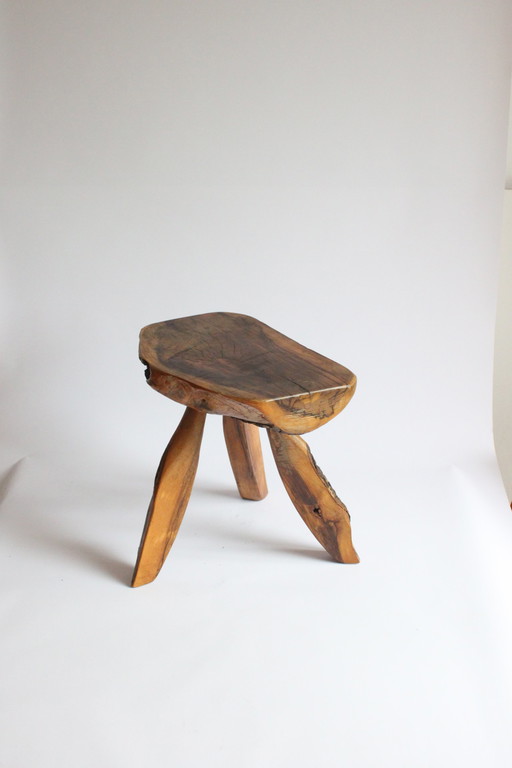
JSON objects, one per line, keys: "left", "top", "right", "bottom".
{"left": 139, "top": 312, "right": 356, "bottom": 434}
{"left": 268, "top": 429, "right": 359, "bottom": 564}
{"left": 223, "top": 417, "right": 268, "bottom": 500}
{"left": 131, "top": 407, "right": 206, "bottom": 587}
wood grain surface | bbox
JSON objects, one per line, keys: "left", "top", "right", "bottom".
{"left": 223, "top": 417, "right": 268, "bottom": 500}
{"left": 268, "top": 429, "right": 359, "bottom": 564}
{"left": 131, "top": 407, "right": 206, "bottom": 587}
{"left": 139, "top": 312, "right": 356, "bottom": 434}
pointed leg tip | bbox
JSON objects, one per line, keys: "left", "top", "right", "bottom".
{"left": 341, "top": 549, "right": 360, "bottom": 564}
{"left": 131, "top": 569, "right": 157, "bottom": 588}
{"left": 332, "top": 546, "right": 360, "bottom": 564}
{"left": 240, "top": 488, "right": 268, "bottom": 501}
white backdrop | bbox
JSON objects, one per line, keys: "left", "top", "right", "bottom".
{"left": 2, "top": 2, "right": 512, "bottom": 766}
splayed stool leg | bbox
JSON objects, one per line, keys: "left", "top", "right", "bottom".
{"left": 268, "top": 429, "right": 359, "bottom": 564}
{"left": 131, "top": 407, "right": 206, "bottom": 587}
{"left": 223, "top": 417, "right": 268, "bottom": 501}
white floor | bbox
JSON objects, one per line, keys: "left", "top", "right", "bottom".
{"left": 1, "top": 422, "right": 512, "bottom": 768}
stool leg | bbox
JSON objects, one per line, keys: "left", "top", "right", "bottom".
{"left": 223, "top": 417, "right": 268, "bottom": 501}
{"left": 268, "top": 429, "right": 359, "bottom": 563}
{"left": 131, "top": 407, "right": 206, "bottom": 587}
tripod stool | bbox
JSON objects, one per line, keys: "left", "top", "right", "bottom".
{"left": 132, "top": 312, "right": 359, "bottom": 587}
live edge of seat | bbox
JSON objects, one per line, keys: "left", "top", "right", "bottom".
{"left": 142, "top": 364, "right": 356, "bottom": 434}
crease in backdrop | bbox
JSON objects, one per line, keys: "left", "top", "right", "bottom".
{"left": 494, "top": 80, "right": 512, "bottom": 506}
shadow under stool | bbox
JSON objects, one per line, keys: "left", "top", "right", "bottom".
{"left": 131, "top": 312, "right": 359, "bottom": 587}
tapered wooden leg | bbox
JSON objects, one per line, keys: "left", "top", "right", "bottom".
{"left": 268, "top": 429, "right": 359, "bottom": 563}
{"left": 223, "top": 417, "right": 268, "bottom": 501}
{"left": 131, "top": 407, "right": 206, "bottom": 587}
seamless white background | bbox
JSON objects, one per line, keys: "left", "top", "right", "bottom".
{"left": 2, "top": 2, "right": 512, "bottom": 766}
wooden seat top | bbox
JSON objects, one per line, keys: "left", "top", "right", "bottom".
{"left": 139, "top": 312, "right": 356, "bottom": 434}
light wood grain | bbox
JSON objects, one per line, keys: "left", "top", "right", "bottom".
{"left": 223, "top": 417, "right": 268, "bottom": 500}
{"left": 268, "top": 429, "right": 359, "bottom": 564}
{"left": 143, "top": 367, "right": 272, "bottom": 426}
{"left": 131, "top": 407, "right": 206, "bottom": 587}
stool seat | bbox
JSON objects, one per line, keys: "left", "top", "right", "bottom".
{"left": 139, "top": 312, "right": 356, "bottom": 434}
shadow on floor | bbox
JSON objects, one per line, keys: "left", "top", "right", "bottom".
{"left": 3, "top": 470, "right": 336, "bottom": 588}
{"left": 191, "top": 513, "right": 333, "bottom": 562}
{"left": 0, "top": 457, "right": 27, "bottom": 508}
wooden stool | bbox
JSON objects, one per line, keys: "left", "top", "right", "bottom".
{"left": 132, "top": 312, "right": 359, "bottom": 587}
